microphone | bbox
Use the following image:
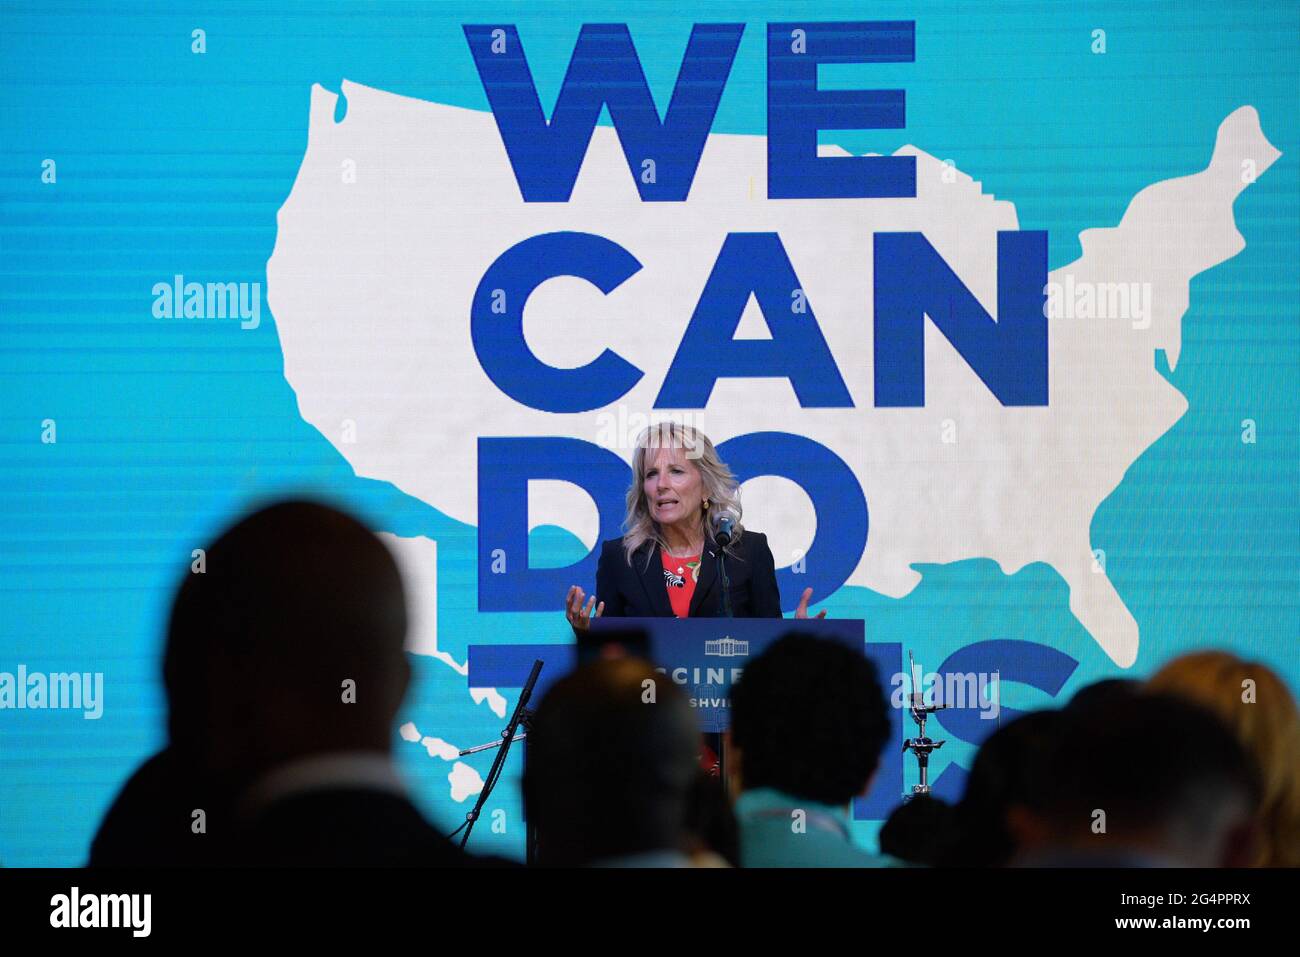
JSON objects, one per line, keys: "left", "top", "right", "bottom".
{"left": 713, "top": 513, "right": 735, "bottom": 547}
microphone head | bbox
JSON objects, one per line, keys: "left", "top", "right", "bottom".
{"left": 714, "top": 513, "right": 735, "bottom": 545}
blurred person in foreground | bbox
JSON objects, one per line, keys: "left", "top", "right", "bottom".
{"left": 931, "top": 682, "right": 1135, "bottom": 867}
{"left": 879, "top": 794, "right": 955, "bottom": 866}
{"left": 1007, "top": 691, "right": 1261, "bottom": 867}
{"left": 933, "top": 710, "right": 1064, "bottom": 867}
{"left": 524, "top": 657, "right": 704, "bottom": 866}
{"left": 684, "top": 770, "right": 739, "bottom": 867}
{"left": 1065, "top": 677, "right": 1139, "bottom": 712}
{"left": 1148, "top": 650, "right": 1300, "bottom": 867}
{"left": 727, "top": 633, "right": 897, "bottom": 867}
{"left": 214, "top": 500, "right": 480, "bottom": 865}
{"left": 89, "top": 563, "right": 241, "bottom": 866}
{"left": 98, "top": 499, "right": 484, "bottom": 867}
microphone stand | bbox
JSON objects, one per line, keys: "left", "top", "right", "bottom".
{"left": 714, "top": 520, "right": 734, "bottom": 619}
{"left": 901, "top": 650, "right": 946, "bottom": 800}
{"left": 712, "top": 521, "right": 733, "bottom": 790}
{"left": 454, "top": 658, "right": 544, "bottom": 860}
{"left": 717, "top": 547, "right": 733, "bottom": 618}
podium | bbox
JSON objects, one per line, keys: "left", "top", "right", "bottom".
{"left": 465, "top": 617, "right": 904, "bottom": 821}
{"left": 466, "top": 618, "right": 865, "bottom": 818}
{"left": 468, "top": 617, "right": 864, "bottom": 732}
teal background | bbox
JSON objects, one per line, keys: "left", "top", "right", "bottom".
{"left": 1, "top": 1, "right": 1296, "bottom": 865}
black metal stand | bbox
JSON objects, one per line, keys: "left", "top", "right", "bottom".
{"left": 901, "top": 650, "right": 946, "bottom": 800}
{"left": 453, "top": 658, "right": 543, "bottom": 859}
{"left": 717, "top": 547, "right": 733, "bottom": 619}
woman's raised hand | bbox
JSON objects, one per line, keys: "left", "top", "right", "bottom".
{"left": 794, "top": 586, "right": 827, "bottom": 620}
{"left": 565, "top": 585, "right": 605, "bottom": 630}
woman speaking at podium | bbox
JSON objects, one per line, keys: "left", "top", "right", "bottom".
{"left": 565, "top": 422, "right": 824, "bottom": 629}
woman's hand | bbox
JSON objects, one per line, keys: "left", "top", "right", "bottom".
{"left": 565, "top": 585, "right": 604, "bottom": 630}
{"left": 794, "top": 586, "right": 827, "bottom": 619}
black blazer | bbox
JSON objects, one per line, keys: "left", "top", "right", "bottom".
{"left": 593, "top": 530, "right": 783, "bottom": 619}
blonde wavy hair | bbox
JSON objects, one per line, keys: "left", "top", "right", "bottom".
{"left": 1147, "top": 650, "right": 1300, "bottom": 867}
{"left": 621, "top": 422, "right": 745, "bottom": 571}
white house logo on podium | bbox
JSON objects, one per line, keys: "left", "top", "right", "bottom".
{"left": 704, "top": 636, "right": 749, "bottom": 658}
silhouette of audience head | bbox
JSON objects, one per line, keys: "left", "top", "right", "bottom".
{"left": 684, "top": 770, "right": 740, "bottom": 867}
{"left": 170, "top": 499, "right": 410, "bottom": 781}
{"left": 1148, "top": 650, "right": 1300, "bottom": 867}
{"left": 524, "top": 658, "right": 699, "bottom": 866}
{"left": 729, "top": 633, "right": 890, "bottom": 805}
{"left": 1066, "top": 677, "right": 1140, "bottom": 712}
{"left": 92, "top": 499, "right": 416, "bottom": 866}
{"left": 880, "top": 794, "right": 955, "bottom": 866}
{"left": 1010, "top": 691, "right": 1261, "bottom": 867}
{"left": 574, "top": 624, "right": 651, "bottom": 665}
{"left": 937, "top": 709, "right": 1063, "bottom": 867}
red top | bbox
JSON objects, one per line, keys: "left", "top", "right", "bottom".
{"left": 661, "top": 548, "right": 701, "bottom": 618}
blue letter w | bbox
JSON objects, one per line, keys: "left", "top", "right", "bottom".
{"left": 463, "top": 23, "right": 743, "bottom": 202}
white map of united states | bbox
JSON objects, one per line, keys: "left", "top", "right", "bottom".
{"left": 267, "top": 80, "right": 1279, "bottom": 719}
